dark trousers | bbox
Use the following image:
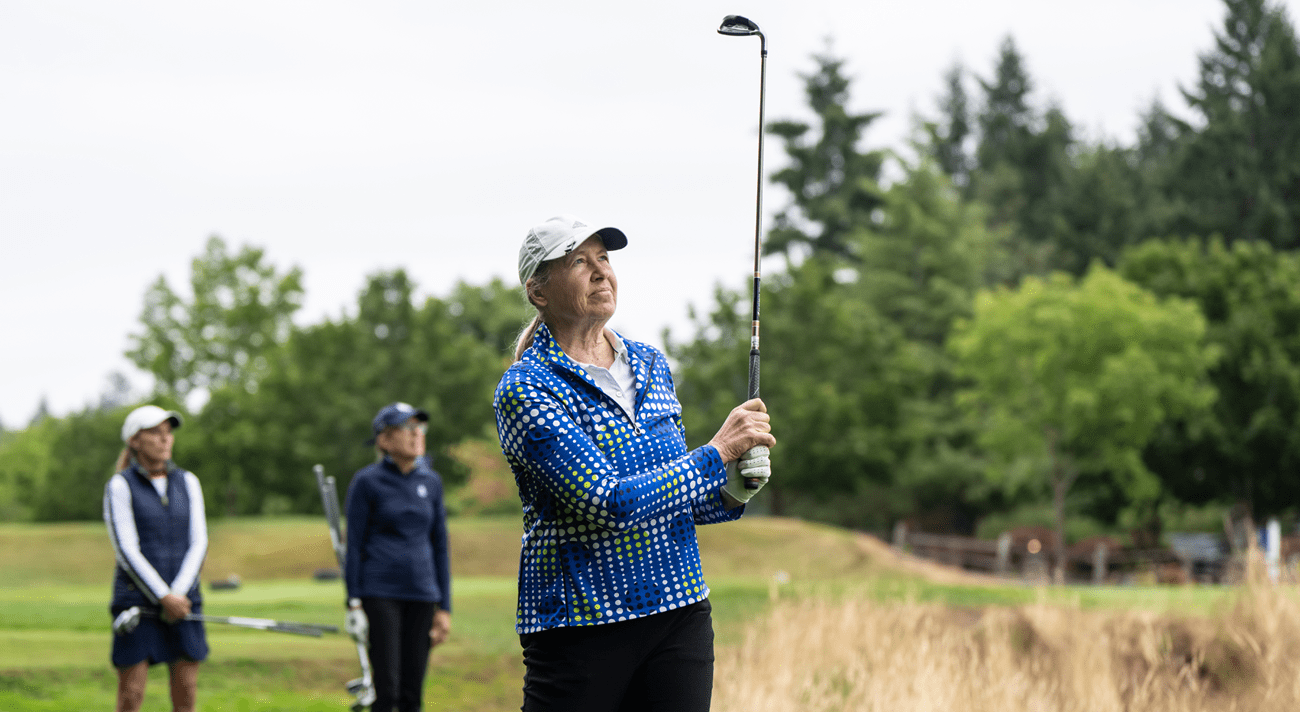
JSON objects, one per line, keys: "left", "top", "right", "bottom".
{"left": 519, "top": 599, "right": 715, "bottom": 712}
{"left": 362, "top": 597, "right": 436, "bottom": 712}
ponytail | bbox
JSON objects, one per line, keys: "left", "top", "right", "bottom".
{"left": 113, "top": 447, "right": 132, "bottom": 474}
{"left": 513, "top": 313, "right": 544, "bottom": 362}
{"left": 512, "top": 259, "right": 557, "bottom": 362}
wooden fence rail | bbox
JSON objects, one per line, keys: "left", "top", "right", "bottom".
{"left": 892, "top": 523, "right": 1214, "bottom": 584}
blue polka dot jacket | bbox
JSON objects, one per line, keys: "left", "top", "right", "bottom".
{"left": 494, "top": 322, "right": 743, "bottom": 634}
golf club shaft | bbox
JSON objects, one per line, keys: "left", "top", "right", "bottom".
{"left": 744, "top": 30, "right": 768, "bottom": 490}
{"left": 191, "top": 613, "right": 337, "bottom": 636}
{"left": 116, "top": 606, "right": 337, "bottom": 637}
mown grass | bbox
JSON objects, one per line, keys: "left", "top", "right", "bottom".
{"left": 0, "top": 515, "right": 1239, "bottom": 711}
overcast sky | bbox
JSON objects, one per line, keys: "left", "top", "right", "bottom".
{"left": 3, "top": 0, "right": 1296, "bottom": 426}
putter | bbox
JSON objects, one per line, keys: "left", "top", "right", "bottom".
{"left": 112, "top": 606, "right": 338, "bottom": 637}
{"left": 316, "top": 464, "right": 377, "bottom": 712}
{"left": 718, "top": 14, "right": 768, "bottom": 490}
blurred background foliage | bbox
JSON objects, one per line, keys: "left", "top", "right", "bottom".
{"left": 3, "top": 0, "right": 1300, "bottom": 547}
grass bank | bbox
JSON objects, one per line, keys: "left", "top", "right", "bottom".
{"left": 0, "top": 515, "right": 1246, "bottom": 711}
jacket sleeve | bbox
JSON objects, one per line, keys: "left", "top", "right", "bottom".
{"left": 496, "top": 378, "right": 725, "bottom": 532}
{"left": 429, "top": 473, "right": 451, "bottom": 613}
{"left": 343, "top": 474, "right": 369, "bottom": 600}
{"left": 103, "top": 474, "right": 171, "bottom": 604}
{"left": 661, "top": 359, "right": 743, "bottom": 526}
{"left": 170, "top": 471, "right": 208, "bottom": 597}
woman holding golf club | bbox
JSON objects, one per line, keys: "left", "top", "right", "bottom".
{"left": 343, "top": 402, "right": 452, "bottom": 712}
{"left": 103, "top": 404, "right": 208, "bottom": 712}
{"left": 494, "top": 215, "right": 776, "bottom": 711}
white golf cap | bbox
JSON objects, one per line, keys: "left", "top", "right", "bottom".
{"left": 518, "top": 215, "right": 628, "bottom": 285}
{"left": 121, "top": 405, "right": 183, "bottom": 443}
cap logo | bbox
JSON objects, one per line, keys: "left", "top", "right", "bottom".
{"left": 562, "top": 239, "right": 578, "bottom": 255}
{"left": 395, "top": 402, "right": 413, "bottom": 413}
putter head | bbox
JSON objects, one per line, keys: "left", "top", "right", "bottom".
{"left": 112, "top": 607, "right": 142, "bottom": 635}
{"left": 718, "top": 15, "right": 761, "bottom": 36}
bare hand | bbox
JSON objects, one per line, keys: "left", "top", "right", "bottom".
{"left": 707, "top": 399, "right": 775, "bottom": 463}
{"left": 160, "top": 593, "right": 191, "bottom": 623}
{"left": 430, "top": 609, "right": 451, "bottom": 648}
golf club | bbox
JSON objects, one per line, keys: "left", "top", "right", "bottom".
{"left": 718, "top": 14, "right": 767, "bottom": 490}
{"left": 316, "top": 464, "right": 378, "bottom": 712}
{"left": 112, "top": 606, "right": 338, "bottom": 637}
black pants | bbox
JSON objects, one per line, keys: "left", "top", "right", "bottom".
{"left": 519, "top": 599, "right": 715, "bottom": 712}
{"left": 362, "top": 597, "right": 436, "bottom": 712}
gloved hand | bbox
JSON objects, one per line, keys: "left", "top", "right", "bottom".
{"left": 344, "top": 598, "right": 368, "bottom": 645}
{"left": 721, "top": 445, "right": 771, "bottom": 504}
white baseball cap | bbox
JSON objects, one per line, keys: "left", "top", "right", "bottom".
{"left": 121, "top": 405, "right": 183, "bottom": 443}
{"left": 518, "top": 215, "right": 628, "bottom": 285}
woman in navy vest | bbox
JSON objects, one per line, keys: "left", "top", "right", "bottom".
{"left": 103, "top": 405, "right": 208, "bottom": 712}
{"left": 343, "top": 402, "right": 452, "bottom": 712}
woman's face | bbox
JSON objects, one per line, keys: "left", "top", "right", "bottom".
{"left": 377, "top": 417, "right": 427, "bottom": 462}
{"left": 534, "top": 235, "right": 617, "bottom": 329}
{"left": 130, "top": 421, "right": 174, "bottom": 465}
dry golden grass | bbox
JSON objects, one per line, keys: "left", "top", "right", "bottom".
{"left": 714, "top": 556, "right": 1300, "bottom": 712}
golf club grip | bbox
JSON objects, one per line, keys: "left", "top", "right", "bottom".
{"left": 745, "top": 349, "right": 762, "bottom": 490}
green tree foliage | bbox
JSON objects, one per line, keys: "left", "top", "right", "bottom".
{"left": 126, "top": 236, "right": 304, "bottom": 399}
{"left": 671, "top": 155, "right": 994, "bottom": 530}
{"left": 1166, "top": 0, "right": 1300, "bottom": 247}
{"left": 669, "top": 255, "right": 918, "bottom": 524}
{"left": 970, "top": 40, "right": 1077, "bottom": 275}
{"left": 182, "top": 270, "right": 526, "bottom": 516}
{"left": 0, "top": 418, "right": 58, "bottom": 521}
{"left": 949, "top": 267, "right": 1216, "bottom": 579}
{"left": 30, "top": 404, "right": 140, "bottom": 521}
{"left": 921, "top": 63, "right": 973, "bottom": 190}
{"left": 765, "top": 49, "right": 886, "bottom": 260}
{"left": 1119, "top": 238, "right": 1300, "bottom": 516}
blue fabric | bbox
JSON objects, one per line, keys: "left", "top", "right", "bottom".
{"left": 110, "top": 603, "right": 209, "bottom": 668}
{"left": 107, "top": 464, "right": 202, "bottom": 610}
{"left": 494, "top": 323, "right": 742, "bottom": 634}
{"left": 344, "top": 457, "right": 451, "bottom": 610}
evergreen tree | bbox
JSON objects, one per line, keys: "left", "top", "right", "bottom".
{"left": 923, "top": 63, "right": 973, "bottom": 190}
{"left": 965, "top": 37, "right": 1078, "bottom": 277}
{"left": 765, "top": 49, "right": 887, "bottom": 260}
{"left": 975, "top": 37, "right": 1035, "bottom": 183}
{"left": 1167, "top": 0, "right": 1300, "bottom": 247}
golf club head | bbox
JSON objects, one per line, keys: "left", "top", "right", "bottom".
{"left": 348, "top": 680, "right": 379, "bottom": 706}
{"left": 112, "top": 607, "right": 142, "bottom": 635}
{"left": 718, "top": 15, "right": 760, "bottom": 36}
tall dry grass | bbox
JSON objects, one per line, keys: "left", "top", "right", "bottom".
{"left": 713, "top": 559, "right": 1300, "bottom": 711}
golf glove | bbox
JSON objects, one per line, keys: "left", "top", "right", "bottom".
{"left": 344, "top": 599, "right": 368, "bottom": 644}
{"left": 721, "top": 445, "right": 771, "bottom": 504}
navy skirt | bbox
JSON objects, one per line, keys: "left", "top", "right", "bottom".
{"left": 110, "top": 604, "right": 210, "bottom": 668}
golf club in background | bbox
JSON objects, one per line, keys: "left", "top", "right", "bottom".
{"left": 111, "top": 606, "right": 338, "bottom": 637}
{"left": 718, "top": 14, "right": 768, "bottom": 490}
{"left": 315, "top": 464, "right": 378, "bottom": 712}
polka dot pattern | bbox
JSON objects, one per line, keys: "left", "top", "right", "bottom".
{"left": 494, "top": 323, "right": 742, "bottom": 634}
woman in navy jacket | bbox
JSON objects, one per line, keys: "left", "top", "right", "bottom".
{"left": 104, "top": 405, "right": 208, "bottom": 712}
{"left": 344, "top": 402, "right": 452, "bottom": 712}
{"left": 494, "top": 215, "right": 776, "bottom": 712}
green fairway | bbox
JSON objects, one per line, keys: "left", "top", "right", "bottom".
{"left": 0, "top": 515, "right": 1239, "bottom": 711}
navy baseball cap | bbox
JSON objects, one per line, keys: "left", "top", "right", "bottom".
{"left": 365, "top": 402, "right": 429, "bottom": 444}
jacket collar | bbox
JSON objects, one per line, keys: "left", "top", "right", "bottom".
{"left": 529, "top": 322, "right": 653, "bottom": 409}
{"left": 128, "top": 460, "right": 177, "bottom": 482}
